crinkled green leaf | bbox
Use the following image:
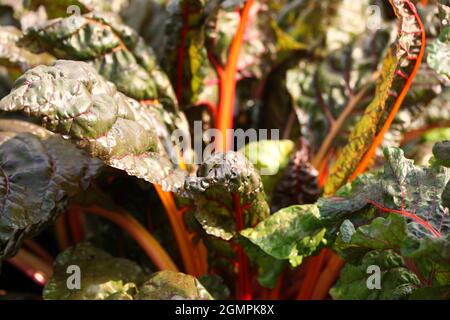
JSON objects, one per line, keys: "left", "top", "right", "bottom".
{"left": 324, "top": 147, "right": 450, "bottom": 286}
{"left": 44, "top": 243, "right": 143, "bottom": 300}
{"left": 25, "top": 0, "right": 129, "bottom": 18}
{"left": 184, "top": 151, "right": 269, "bottom": 240}
{"left": 433, "top": 140, "right": 450, "bottom": 167}
{"left": 428, "top": 3, "right": 450, "bottom": 79}
{"left": 330, "top": 250, "right": 421, "bottom": 300}
{"left": 135, "top": 271, "right": 213, "bottom": 300}
{"left": 241, "top": 205, "right": 326, "bottom": 267}
{"left": 44, "top": 243, "right": 213, "bottom": 300}
{"left": 19, "top": 11, "right": 177, "bottom": 108}
{"left": 0, "top": 26, "right": 54, "bottom": 78}
{"left": 198, "top": 274, "right": 230, "bottom": 300}
{"left": 276, "top": 0, "right": 370, "bottom": 53}
{"left": 286, "top": 28, "right": 391, "bottom": 149}
{"left": 325, "top": 0, "right": 426, "bottom": 194}
{"left": 0, "top": 60, "right": 187, "bottom": 191}
{"left": 0, "top": 121, "right": 102, "bottom": 259}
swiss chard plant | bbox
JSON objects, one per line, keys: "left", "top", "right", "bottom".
{"left": 0, "top": 0, "right": 448, "bottom": 300}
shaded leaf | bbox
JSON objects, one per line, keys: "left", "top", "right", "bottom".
{"left": 330, "top": 250, "right": 421, "bottom": 300}
{"left": 198, "top": 274, "right": 230, "bottom": 299}
{"left": 44, "top": 243, "right": 213, "bottom": 300}
{"left": 0, "top": 26, "right": 54, "bottom": 78}
{"left": 237, "top": 235, "right": 286, "bottom": 288}
{"left": 44, "top": 243, "right": 143, "bottom": 300}
{"left": 270, "top": 137, "right": 319, "bottom": 212}
{"left": 0, "top": 121, "right": 101, "bottom": 259}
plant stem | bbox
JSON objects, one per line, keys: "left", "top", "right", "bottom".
{"left": 310, "top": 253, "right": 345, "bottom": 299}
{"left": 312, "top": 84, "right": 371, "bottom": 168}
{"left": 67, "top": 207, "right": 85, "bottom": 243}
{"left": 54, "top": 215, "right": 70, "bottom": 251}
{"left": 154, "top": 185, "right": 204, "bottom": 276}
{"left": 7, "top": 249, "right": 53, "bottom": 286}
{"left": 23, "top": 239, "right": 53, "bottom": 265}
{"left": 75, "top": 205, "right": 178, "bottom": 271}
{"left": 233, "top": 193, "right": 252, "bottom": 300}
{"left": 297, "top": 249, "right": 328, "bottom": 300}
{"left": 216, "top": 0, "right": 254, "bottom": 151}
{"left": 367, "top": 199, "right": 441, "bottom": 237}
{"left": 350, "top": 3, "right": 426, "bottom": 180}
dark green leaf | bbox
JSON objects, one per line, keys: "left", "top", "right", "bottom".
{"left": 330, "top": 250, "right": 421, "bottom": 300}
{"left": 0, "top": 121, "right": 101, "bottom": 259}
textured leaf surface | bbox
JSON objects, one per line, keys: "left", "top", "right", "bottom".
{"left": 427, "top": 3, "right": 450, "bottom": 79}
{"left": 237, "top": 235, "right": 286, "bottom": 288}
{"left": 19, "top": 11, "right": 177, "bottom": 108}
{"left": 330, "top": 250, "right": 421, "bottom": 300}
{"left": 325, "top": 0, "right": 425, "bottom": 194}
{"left": 0, "top": 26, "right": 54, "bottom": 78}
{"left": 44, "top": 243, "right": 143, "bottom": 300}
{"left": 0, "top": 60, "right": 187, "bottom": 191}
{"left": 270, "top": 138, "right": 319, "bottom": 212}
{"left": 0, "top": 121, "right": 101, "bottom": 259}
{"left": 324, "top": 147, "right": 450, "bottom": 286}
{"left": 184, "top": 152, "right": 269, "bottom": 240}
{"left": 241, "top": 205, "right": 326, "bottom": 267}
{"left": 136, "top": 271, "right": 213, "bottom": 300}
{"left": 44, "top": 243, "right": 213, "bottom": 300}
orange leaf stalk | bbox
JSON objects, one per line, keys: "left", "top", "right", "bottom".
{"left": 216, "top": 0, "right": 254, "bottom": 152}
{"left": 297, "top": 249, "right": 328, "bottom": 300}
{"left": 350, "top": 1, "right": 426, "bottom": 181}
{"left": 310, "top": 253, "right": 345, "bottom": 300}
{"left": 154, "top": 185, "right": 206, "bottom": 276}
{"left": 7, "top": 249, "right": 53, "bottom": 286}
{"left": 76, "top": 205, "right": 178, "bottom": 271}
{"left": 23, "top": 239, "right": 53, "bottom": 265}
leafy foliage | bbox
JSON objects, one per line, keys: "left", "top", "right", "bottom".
{"left": 0, "top": 0, "right": 448, "bottom": 301}
{"left": 0, "top": 60, "right": 186, "bottom": 191}
{"left": 44, "top": 243, "right": 212, "bottom": 300}
{"left": 0, "top": 121, "right": 101, "bottom": 260}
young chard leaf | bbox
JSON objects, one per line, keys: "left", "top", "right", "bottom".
{"left": 0, "top": 121, "right": 102, "bottom": 260}
{"left": 325, "top": 0, "right": 426, "bottom": 194}
{"left": 184, "top": 151, "right": 269, "bottom": 240}
{"left": 0, "top": 60, "right": 187, "bottom": 191}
